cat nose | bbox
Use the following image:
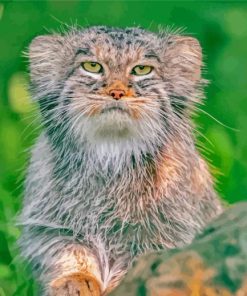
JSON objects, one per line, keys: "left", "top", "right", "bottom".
{"left": 109, "top": 89, "right": 126, "bottom": 100}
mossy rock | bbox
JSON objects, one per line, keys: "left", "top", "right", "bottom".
{"left": 110, "top": 202, "right": 247, "bottom": 295}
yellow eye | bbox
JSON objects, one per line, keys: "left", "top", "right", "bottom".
{"left": 131, "top": 65, "right": 153, "bottom": 76}
{"left": 81, "top": 62, "right": 103, "bottom": 73}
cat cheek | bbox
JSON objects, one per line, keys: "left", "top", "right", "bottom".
{"left": 129, "top": 108, "right": 142, "bottom": 120}
{"left": 85, "top": 105, "right": 102, "bottom": 117}
{"left": 131, "top": 73, "right": 154, "bottom": 83}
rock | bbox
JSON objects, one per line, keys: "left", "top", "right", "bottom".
{"left": 110, "top": 202, "right": 247, "bottom": 296}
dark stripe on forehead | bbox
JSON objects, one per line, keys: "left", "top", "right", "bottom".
{"left": 75, "top": 48, "right": 92, "bottom": 57}
{"left": 66, "top": 47, "right": 94, "bottom": 80}
{"left": 144, "top": 52, "right": 161, "bottom": 62}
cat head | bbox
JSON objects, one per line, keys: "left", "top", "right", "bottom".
{"left": 29, "top": 26, "right": 203, "bottom": 153}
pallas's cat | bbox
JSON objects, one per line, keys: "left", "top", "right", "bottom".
{"left": 19, "top": 26, "right": 222, "bottom": 295}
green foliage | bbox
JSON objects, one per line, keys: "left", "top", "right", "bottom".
{"left": 0, "top": 1, "right": 247, "bottom": 295}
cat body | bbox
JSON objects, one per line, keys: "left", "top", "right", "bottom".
{"left": 19, "top": 26, "right": 222, "bottom": 295}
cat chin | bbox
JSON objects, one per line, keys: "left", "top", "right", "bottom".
{"left": 88, "top": 112, "right": 136, "bottom": 140}
{"left": 70, "top": 110, "right": 164, "bottom": 152}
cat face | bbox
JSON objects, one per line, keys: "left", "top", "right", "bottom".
{"left": 29, "top": 26, "right": 202, "bottom": 150}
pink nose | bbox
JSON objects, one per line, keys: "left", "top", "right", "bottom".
{"left": 109, "top": 89, "right": 126, "bottom": 100}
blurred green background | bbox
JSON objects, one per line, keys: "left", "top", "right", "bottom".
{"left": 0, "top": 0, "right": 247, "bottom": 295}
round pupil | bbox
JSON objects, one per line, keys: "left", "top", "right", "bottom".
{"left": 139, "top": 66, "right": 145, "bottom": 70}
{"left": 91, "top": 63, "right": 97, "bottom": 67}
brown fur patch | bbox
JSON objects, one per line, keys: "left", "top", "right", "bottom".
{"left": 154, "top": 138, "right": 213, "bottom": 201}
{"left": 154, "top": 142, "right": 183, "bottom": 199}
{"left": 85, "top": 105, "right": 102, "bottom": 116}
{"left": 50, "top": 272, "right": 101, "bottom": 296}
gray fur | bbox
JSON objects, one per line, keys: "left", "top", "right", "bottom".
{"left": 19, "top": 26, "right": 223, "bottom": 294}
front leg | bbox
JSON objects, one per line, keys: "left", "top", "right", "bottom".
{"left": 47, "top": 245, "right": 103, "bottom": 296}
{"left": 50, "top": 273, "right": 101, "bottom": 296}
{"left": 19, "top": 229, "right": 123, "bottom": 295}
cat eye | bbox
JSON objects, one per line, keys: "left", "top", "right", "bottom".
{"left": 131, "top": 65, "right": 153, "bottom": 76}
{"left": 81, "top": 62, "right": 103, "bottom": 74}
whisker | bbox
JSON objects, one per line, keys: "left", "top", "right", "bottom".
{"left": 194, "top": 106, "right": 239, "bottom": 132}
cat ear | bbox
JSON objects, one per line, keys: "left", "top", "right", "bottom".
{"left": 29, "top": 35, "right": 64, "bottom": 96}
{"left": 164, "top": 36, "right": 202, "bottom": 83}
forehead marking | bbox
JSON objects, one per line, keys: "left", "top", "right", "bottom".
{"left": 75, "top": 48, "right": 92, "bottom": 57}
{"left": 144, "top": 53, "right": 161, "bottom": 62}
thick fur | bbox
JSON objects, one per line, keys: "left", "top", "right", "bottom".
{"left": 19, "top": 26, "right": 223, "bottom": 294}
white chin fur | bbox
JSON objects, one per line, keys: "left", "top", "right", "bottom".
{"left": 70, "top": 110, "right": 164, "bottom": 161}
{"left": 89, "top": 111, "right": 135, "bottom": 141}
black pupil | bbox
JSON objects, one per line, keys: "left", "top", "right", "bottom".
{"left": 91, "top": 63, "right": 97, "bottom": 67}
{"left": 139, "top": 66, "right": 145, "bottom": 70}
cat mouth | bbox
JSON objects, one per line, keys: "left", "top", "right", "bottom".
{"left": 101, "top": 104, "right": 130, "bottom": 115}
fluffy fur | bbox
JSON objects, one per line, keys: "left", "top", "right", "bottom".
{"left": 19, "top": 26, "right": 223, "bottom": 295}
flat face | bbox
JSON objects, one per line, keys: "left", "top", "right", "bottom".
{"left": 62, "top": 27, "right": 166, "bottom": 144}
{"left": 30, "top": 26, "right": 201, "bottom": 149}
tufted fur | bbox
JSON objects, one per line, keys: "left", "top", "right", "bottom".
{"left": 19, "top": 26, "right": 223, "bottom": 295}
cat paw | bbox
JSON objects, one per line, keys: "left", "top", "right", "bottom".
{"left": 49, "top": 273, "right": 101, "bottom": 296}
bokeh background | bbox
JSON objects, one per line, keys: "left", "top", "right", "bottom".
{"left": 0, "top": 0, "right": 247, "bottom": 295}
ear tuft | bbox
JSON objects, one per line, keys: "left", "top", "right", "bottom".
{"left": 29, "top": 35, "right": 63, "bottom": 58}
{"left": 164, "top": 36, "right": 202, "bottom": 83}
{"left": 29, "top": 35, "right": 64, "bottom": 98}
